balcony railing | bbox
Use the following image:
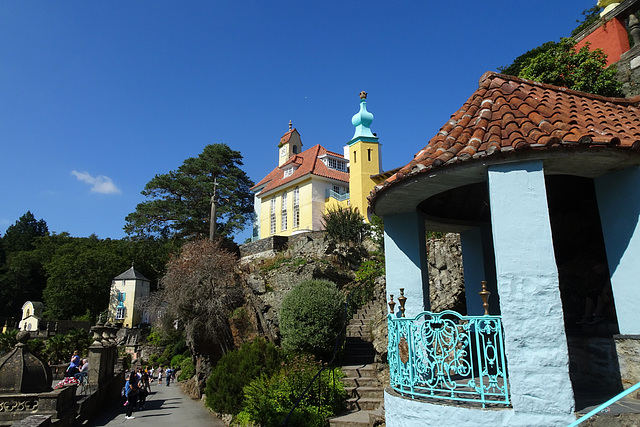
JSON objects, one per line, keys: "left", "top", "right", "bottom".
{"left": 325, "top": 189, "right": 349, "bottom": 201}
{"left": 388, "top": 310, "right": 510, "bottom": 407}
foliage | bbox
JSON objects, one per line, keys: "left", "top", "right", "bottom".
{"left": 0, "top": 329, "right": 18, "bottom": 356}
{"left": 205, "top": 338, "right": 284, "bottom": 415}
{"left": 571, "top": 5, "right": 602, "bottom": 37}
{"left": 518, "top": 38, "right": 622, "bottom": 97}
{"left": 2, "top": 211, "right": 48, "bottom": 253}
{"left": 170, "top": 354, "right": 185, "bottom": 368}
{"left": 156, "top": 238, "right": 243, "bottom": 361}
{"left": 354, "top": 258, "right": 384, "bottom": 286}
{"left": 280, "top": 280, "right": 345, "bottom": 360}
{"left": 0, "top": 329, "right": 92, "bottom": 364}
{"left": 322, "top": 206, "right": 369, "bottom": 245}
{"left": 178, "top": 357, "right": 195, "bottom": 381}
{"left": 124, "top": 143, "right": 254, "bottom": 241}
{"left": 238, "top": 355, "right": 346, "bottom": 427}
{"left": 498, "top": 41, "right": 557, "bottom": 77}
{"left": 369, "top": 214, "right": 384, "bottom": 251}
{"left": 43, "top": 329, "right": 92, "bottom": 364}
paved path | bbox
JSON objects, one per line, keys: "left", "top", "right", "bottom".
{"left": 86, "top": 380, "right": 225, "bottom": 427}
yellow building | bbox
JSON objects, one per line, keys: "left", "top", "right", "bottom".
{"left": 107, "top": 266, "right": 150, "bottom": 328}
{"left": 251, "top": 92, "right": 387, "bottom": 240}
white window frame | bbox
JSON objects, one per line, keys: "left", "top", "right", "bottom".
{"left": 281, "top": 192, "right": 288, "bottom": 231}
{"left": 116, "top": 307, "right": 125, "bottom": 320}
{"left": 270, "top": 198, "right": 277, "bottom": 234}
{"left": 293, "top": 187, "right": 300, "bottom": 228}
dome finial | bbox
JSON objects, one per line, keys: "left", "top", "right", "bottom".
{"left": 350, "top": 91, "right": 376, "bottom": 141}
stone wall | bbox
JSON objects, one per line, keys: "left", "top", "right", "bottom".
{"left": 616, "top": 46, "right": 640, "bottom": 97}
{"left": 239, "top": 235, "right": 288, "bottom": 259}
{"left": 427, "top": 233, "right": 466, "bottom": 313}
{"left": 614, "top": 335, "right": 640, "bottom": 388}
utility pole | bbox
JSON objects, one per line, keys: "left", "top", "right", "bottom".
{"left": 209, "top": 177, "right": 218, "bottom": 241}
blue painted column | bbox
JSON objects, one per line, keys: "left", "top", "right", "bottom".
{"left": 595, "top": 166, "right": 640, "bottom": 335}
{"left": 487, "top": 161, "right": 575, "bottom": 420}
{"left": 383, "top": 211, "right": 429, "bottom": 317}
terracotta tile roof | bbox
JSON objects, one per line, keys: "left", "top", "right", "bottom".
{"left": 369, "top": 71, "right": 640, "bottom": 205}
{"left": 251, "top": 144, "right": 349, "bottom": 196}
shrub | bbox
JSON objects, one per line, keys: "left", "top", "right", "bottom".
{"left": 205, "top": 338, "right": 283, "bottom": 415}
{"left": 178, "top": 357, "right": 195, "bottom": 381}
{"left": 322, "top": 206, "right": 369, "bottom": 245}
{"left": 280, "top": 280, "right": 345, "bottom": 360}
{"left": 170, "top": 354, "right": 185, "bottom": 368}
{"left": 238, "top": 355, "right": 346, "bottom": 427}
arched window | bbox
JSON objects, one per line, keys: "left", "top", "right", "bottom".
{"left": 293, "top": 187, "right": 300, "bottom": 228}
{"left": 281, "top": 192, "right": 288, "bottom": 231}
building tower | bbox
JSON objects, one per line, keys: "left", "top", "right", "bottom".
{"left": 278, "top": 120, "right": 303, "bottom": 166}
{"left": 346, "top": 91, "right": 381, "bottom": 220}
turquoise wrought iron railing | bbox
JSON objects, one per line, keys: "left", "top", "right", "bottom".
{"left": 325, "top": 189, "right": 349, "bottom": 201}
{"left": 567, "top": 381, "right": 640, "bottom": 426}
{"left": 388, "top": 310, "right": 510, "bottom": 408}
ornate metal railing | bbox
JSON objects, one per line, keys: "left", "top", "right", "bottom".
{"left": 325, "top": 189, "right": 349, "bottom": 202}
{"left": 388, "top": 309, "right": 509, "bottom": 407}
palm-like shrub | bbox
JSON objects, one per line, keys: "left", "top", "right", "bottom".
{"left": 279, "top": 280, "right": 345, "bottom": 360}
{"left": 322, "top": 206, "right": 369, "bottom": 244}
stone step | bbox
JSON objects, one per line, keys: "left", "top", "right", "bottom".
{"left": 343, "top": 355, "right": 375, "bottom": 366}
{"left": 348, "top": 318, "right": 371, "bottom": 326}
{"left": 346, "top": 326, "right": 372, "bottom": 334}
{"left": 345, "top": 386, "right": 384, "bottom": 399}
{"left": 329, "top": 410, "right": 371, "bottom": 427}
{"left": 346, "top": 397, "right": 383, "bottom": 411}
{"left": 342, "top": 364, "right": 377, "bottom": 378}
{"left": 341, "top": 376, "right": 379, "bottom": 388}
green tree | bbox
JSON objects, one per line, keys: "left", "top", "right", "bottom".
{"left": 124, "top": 144, "right": 254, "bottom": 241}
{"left": 571, "top": 5, "right": 602, "bottom": 37}
{"left": 498, "top": 41, "right": 557, "bottom": 77}
{"left": 2, "top": 211, "right": 48, "bottom": 253}
{"left": 42, "top": 236, "right": 125, "bottom": 320}
{"left": 518, "top": 38, "right": 622, "bottom": 97}
{"left": 279, "top": 279, "right": 345, "bottom": 360}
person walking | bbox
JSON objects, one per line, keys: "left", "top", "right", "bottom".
{"left": 158, "top": 366, "right": 163, "bottom": 385}
{"left": 124, "top": 371, "right": 139, "bottom": 420}
{"left": 165, "top": 367, "right": 171, "bottom": 387}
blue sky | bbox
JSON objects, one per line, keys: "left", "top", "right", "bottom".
{"left": 1, "top": 1, "right": 595, "bottom": 243}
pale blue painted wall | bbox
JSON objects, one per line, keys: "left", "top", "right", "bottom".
{"left": 461, "top": 227, "right": 500, "bottom": 316}
{"left": 594, "top": 165, "right": 640, "bottom": 335}
{"left": 383, "top": 211, "right": 429, "bottom": 317}
{"left": 487, "top": 161, "right": 575, "bottom": 419}
{"left": 460, "top": 228, "right": 486, "bottom": 315}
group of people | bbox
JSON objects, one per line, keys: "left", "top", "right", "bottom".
{"left": 122, "top": 365, "right": 177, "bottom": 420}
{"left": 54, "top": 350, "right": 89, "bottom": 389}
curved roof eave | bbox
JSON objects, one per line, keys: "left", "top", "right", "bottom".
{"left": 370, "top": 72, "right": 640, "bottom": 217}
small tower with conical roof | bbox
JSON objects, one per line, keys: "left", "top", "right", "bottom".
{"left": 346, "top": 91, "right": 381, "bottom": 220}
{"left": 278, "top": 120, "right": 303, "bottom": 166}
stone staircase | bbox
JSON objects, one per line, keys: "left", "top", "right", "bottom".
{"left": 330, "top": 300, "right": 385, "bottom": 427}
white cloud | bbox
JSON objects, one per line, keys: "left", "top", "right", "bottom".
{"left": 71, "top": 170, "right": 121, "bottom": 195}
